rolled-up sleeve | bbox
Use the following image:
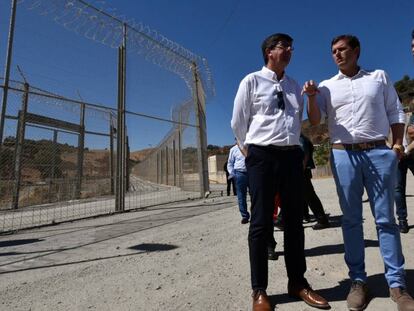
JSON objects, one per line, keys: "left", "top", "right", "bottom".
{"left": 383, "top": 71, "right": 405, "bottom": 125}
{"left": 231, "top": 77, "right": 251, "bottom": 149}
{"left": 317, "top": 85, "right": 329, "bottom": 118}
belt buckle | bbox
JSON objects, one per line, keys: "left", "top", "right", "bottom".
{"left": 358, "top": 142, "right": 374, "bottom": 150}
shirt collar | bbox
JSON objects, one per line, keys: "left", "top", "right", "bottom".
{"left": 261, "top": 66, "right": 286, "bottom": 81}
{"left": 334, "top": 68, "right": 369, "bottom": 80}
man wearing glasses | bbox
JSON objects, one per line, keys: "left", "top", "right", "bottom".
{"left": 305, "top": 34, "right": 414, "bottom": 311}
{"left": 231, "top": 33, "right": 330, "bottom": 311}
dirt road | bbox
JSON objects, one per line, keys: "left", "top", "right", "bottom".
{"left": 0, "top": 176, "right": 413, "bottom": 311}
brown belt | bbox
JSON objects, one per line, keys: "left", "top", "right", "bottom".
{"left": 331, "top": 140, "right": 387, "bottom": 151}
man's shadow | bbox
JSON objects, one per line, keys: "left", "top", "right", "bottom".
{"left": 268, "top": 270, "right": 414, "bottom": 309}
{"left": 274, "top": 239, "right": 379, "bottom": 258}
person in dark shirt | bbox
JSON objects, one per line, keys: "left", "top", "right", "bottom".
{"left": 300, "top": 133, "right": 330, "bottom": 230}
{"left": 223, "top": 161, "right": 236, "bottom": 196}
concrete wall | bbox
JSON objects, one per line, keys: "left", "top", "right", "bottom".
{"left": 208, "top": 154, "right": 227, "bottom": 184}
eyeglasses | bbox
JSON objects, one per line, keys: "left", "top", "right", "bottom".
{"left": 276, "top": 91, "right": 285, "bottom": 110}
{"left": 273, "top": 41, "right": 294, "bottom": 52}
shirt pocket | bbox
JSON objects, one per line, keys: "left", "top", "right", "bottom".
{"left": 362, "top": 80, "right": 382, "bottom": 101}
{"left": 253, "top": 91, "right": 279, "bottom": 115}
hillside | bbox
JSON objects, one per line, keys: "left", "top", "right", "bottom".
{"left": 130, "top": 148, "right": 154, "bottom": 162}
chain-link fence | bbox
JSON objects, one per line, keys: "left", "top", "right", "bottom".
{"left": 0, "top": 0, "right": 213, "bottom": 232}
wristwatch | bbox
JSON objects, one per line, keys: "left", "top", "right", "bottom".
{"left": 392, "top": 144, "right": 405, "bottom": 153}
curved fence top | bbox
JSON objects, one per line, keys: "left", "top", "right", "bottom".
{"left": 16, "top": 0, "right": 215, "bottom": 97}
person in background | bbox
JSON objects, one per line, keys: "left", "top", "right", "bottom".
{"left": 396, "top": 30, "right": 414, "bottom": 234}
{"left": 411, "top": 29, "right": 414, "bottom": 56}
{"left": 227, "top": 140, "right": 249, "bottom": 224}
{"left": 224, "top": 160, "right": 237, "bottom": 196}
{"left": 395, "top": 118, "right": 414, "bottom": 233}
{"left": 300, "top": 133, "right": 330, "bottom": 230}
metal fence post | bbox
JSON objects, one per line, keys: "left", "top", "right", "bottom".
{"left": 157, "top": 151, "right": 160, "bottom": 184}
{"left": 49, "top": 129, "right": 58, "bottom": 202}
{"left": 115, "top": 46, "right": 123, "bottom": 211}
{"left": 76, "top": 102, "right": 85, "bottom": 199}
{"left": 0, "top": 0, "right": 18, "bottom": 152}
{"left": 165, "top": 145, "right": 169, "bottom": 185}
{"left": 115, "top": 24, "right": 127, "bottom": 212}
{"left": 11, "top": 82, "right": 29, "bottom": 209}
{"left": 126, "top": 135, "right": 130, "bottom": 192}
{"left": 173, "top": 139, "right": 176, "bottom": 186}
{"left": 191, "top": 62, "right": 209, "bottom": 197}
{"left": 109, "top": 115, "right": 115, "bottom": 195}
{"left": 178, "top": 111, "right": 183, "bottom": 187}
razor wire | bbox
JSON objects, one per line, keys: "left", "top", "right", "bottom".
{"left": 0, "top": 78, "right": 115, "bottom": 121}
{"left": 16, "top": 0, "right": 215, "bottom": 97}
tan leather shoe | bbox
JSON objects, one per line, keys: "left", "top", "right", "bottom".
{"left": 288, "top": 285, "right": 330, "bottom": 309}
{"left": 252, "top": 290, "right": 272, "bottom": 311}
{"left": 390, "top": 287, "right": 414, "bottom": 311}
{"left": 347, "top": 281, "right": 369, "bottom": 311}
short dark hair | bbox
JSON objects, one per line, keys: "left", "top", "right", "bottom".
{"left": 261, "top": 33, "right": 293, "bottom": 64}
{"left": 412, "top": 29, "right": 414, "bottom": 39}
{"left": 331, "top": 34, "right": 360, "bottom": 59}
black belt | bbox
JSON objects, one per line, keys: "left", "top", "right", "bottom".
{"left": 234, "top": 170, "right": 247, "bottom": 174}
{"left": 331, "top": 140, "right": 386, "bottom": 151}
{"left": 251, "top": 144, "right": 300, "bottom": 151}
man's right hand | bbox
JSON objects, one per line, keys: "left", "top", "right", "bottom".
{"left": 301, "top": 80, "right": 319, "bottom": 97}
{"left": 303, "top": 80, "right": 322, "bottom": 125}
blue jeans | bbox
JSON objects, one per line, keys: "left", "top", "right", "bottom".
{"left": 331, "top": 147, "right": 406, "bottom": 288}
{"left": 395, "top": 156, "right": 414, "bottom": 221}
{"left": 235, "top": 170, "right": 249, "bottom": 220}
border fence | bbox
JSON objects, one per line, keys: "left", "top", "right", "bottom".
{"left": 0, "top": 0, "right": 214, "bottom": 232}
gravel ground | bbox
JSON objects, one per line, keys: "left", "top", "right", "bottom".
{"left": 0, "top": 175, "right": 413, "bottom": 311}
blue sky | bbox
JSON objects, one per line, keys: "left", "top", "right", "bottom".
{"left": 1, "top": 0, "right": 414, "bottom": 148}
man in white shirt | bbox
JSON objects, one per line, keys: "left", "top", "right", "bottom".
{"left": 232, "top": 33, "right": 329, "bottom": 311}
{"left": 305, "top": 34, "right": 414, "bottom": 311}
{"left": 227, "top": 142, "right": 250, "bottom": 224}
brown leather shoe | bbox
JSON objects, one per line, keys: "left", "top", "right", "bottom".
{"left": 347, "top": 281, "right": 369, "bottom": 311}
{"left": 252, "top": 290, "right": 272, "bottom": 311}
{"left": 288, "top": 285, "right": 330, "bottom": 309}
{"left": 390, "top": 287, "right": 414, "bottom": 311}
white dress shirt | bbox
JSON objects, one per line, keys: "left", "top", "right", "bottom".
{"left": 318, "top": 69, "right": 405, "bottom": 144}
{"left": 231, "top": 66, "right": 304, "bottom": 149}
{"left": 227, "top": 145, "right": 246, "bottom": 176}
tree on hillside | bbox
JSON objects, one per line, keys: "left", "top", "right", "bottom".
{"left": 314, "top": 143, "right": 330, "bottom": 166}
{"left": 207, "top": 144, "right": 232, "bottom": 156}
{"left": 394, "top": 75, "right": 414, "bottom": 104}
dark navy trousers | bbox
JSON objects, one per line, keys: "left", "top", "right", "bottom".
{"left": 246, "top": 144, "right": 307, "bottom": 290}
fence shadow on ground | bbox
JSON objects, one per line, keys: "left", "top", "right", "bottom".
{"left": 0, "top": 238, "right": 43, "bottom": 247}
{"left": 128, "top": 243, "right": 178, "bottom": 252}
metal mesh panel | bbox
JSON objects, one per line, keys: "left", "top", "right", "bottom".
{"left": 0, "top": 0, "right": 211, "bottom": 232}
{"left": 125, "top": 101, "right": 200, "bottom": 211}
{"left": 0, "top": 85, "right": 118, "bottom": 231}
